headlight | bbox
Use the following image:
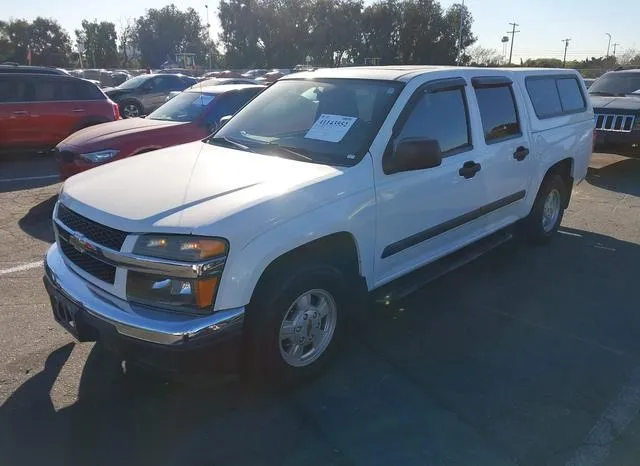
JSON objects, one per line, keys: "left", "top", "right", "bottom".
{"left": 127, "top": 235, "right": 228, "bottom": 313}
{"left": 79, "top": 149, "right": 119, "bottom": 163}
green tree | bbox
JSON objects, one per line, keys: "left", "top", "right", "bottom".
{"left": 218, "top": 0, "right": 263, "bottom": 67}
{"left": 308, "top": 0, "right": 363, "bottom": 67}
{"left": 3, "top": 18, "right": 72, "bottom": 66}
{"left": 135, "top": 4, "right": 213, "bottom": 68}
{"left": 468, "top": 45, "right": 503, "bottom": 66}
{"left": 359, "top": 0, "right": 402, "bottom": 65}
{"left": 75, "top": 20, "right": 119, "bottom": 68}
{"left": 257, "top": 0, "right": 313, "bottom": 67}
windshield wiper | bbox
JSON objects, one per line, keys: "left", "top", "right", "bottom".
{"left": 208, "top": 136, "right": 254, "bottom": 153}
{"left": 263, "top": 144, "right": 312, "bottom": 162}
{"left": 589, "top": 91, "right": 615, "bottom": 96}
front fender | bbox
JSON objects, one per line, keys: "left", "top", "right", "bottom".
{"left": 213, "top": 180, "right": 377, "bottom": 311}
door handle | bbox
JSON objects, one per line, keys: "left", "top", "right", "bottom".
{"left": 459, "top": 161, "right": 481, "bottom": 179}
{"left": 12, "top": 110, "right": 28, "bottom": 115}
{"left": 72, "top": 108, "right": 85, "bottom": 113}
{"left": 513, "top": 146, "right": 529, "bottom": 161}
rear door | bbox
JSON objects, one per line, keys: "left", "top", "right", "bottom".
{"left": 28, "top": 76, "right": 83, "bottom": 148}
{"left": 468, "top": 76, "right": 534, "bottom": 225}
{"left": 0, "top": 75, "right": 31, "bottom": 150}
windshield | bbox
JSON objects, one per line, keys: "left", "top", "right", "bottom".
{"left": 211, "top": 78, "right": 403, "bottom": 166}
{"left": 148, "top": 91, "right": 215, "bottom": 122}
{"left": 589, "top": 73, "right": 640, "bottom": 96}
{"left": 116, "top": 75, "right": 150, "bottom": 90}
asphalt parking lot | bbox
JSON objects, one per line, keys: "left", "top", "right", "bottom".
{"left": 1, "top": 152, "right": 640, "bottom": 466}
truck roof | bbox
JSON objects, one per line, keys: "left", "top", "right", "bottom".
{"left": 283, "top": 65, "right": 580, "bottom": 83}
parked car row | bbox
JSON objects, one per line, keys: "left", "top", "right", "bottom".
{"left": 56, "top": 83, "right": 265, "bottom": 178}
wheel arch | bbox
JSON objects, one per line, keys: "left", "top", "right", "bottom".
{"left": 249, "top": 232, "right": 364, "bottom": 304}
{"left": 543, "top": 157, "right": 574, "bottom": 207}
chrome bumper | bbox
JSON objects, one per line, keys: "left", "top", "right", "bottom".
{"left": 44, "top": 243, "right": 244, "bottom": 346}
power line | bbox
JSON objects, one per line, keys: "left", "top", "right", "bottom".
{"left": 507, "top": 22, "right": 520, "bottom": 65}
{"left": 562, "top": 38, "right": 571, "bottom": 67}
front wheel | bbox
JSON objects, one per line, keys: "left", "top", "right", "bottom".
{"left": 519, "top": 174, "right": 567, "bottom": 244}
{"left": 120, "top": 101, "right": 143, "bottom": 119}
{"left": 243, "top": 264, "right": 346, "bottom": 385}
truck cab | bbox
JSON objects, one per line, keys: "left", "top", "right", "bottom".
{"left": 44, "top": 66, "right": 594, "bottom": 382}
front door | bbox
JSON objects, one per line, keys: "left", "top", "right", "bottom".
{"left": 0, "top": 75, "right": 31, "bottom": 150}
{"left": 373, "top": 77, "right": 494, "bottom": 286}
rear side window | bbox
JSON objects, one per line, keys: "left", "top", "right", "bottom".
{"left": 556, "top": 78, "right": 585, "bottom": 112}
{"left": 397, "top": 88, "right": 471, "bottom": 155}
{"left": 474, "top": 85, "right": 521, "bottom": 142}
{"left": 526, "top": 79, "right": 562, "bottom": 117}
{"left": 32, "top": 77, "right": 104, "bottom": 101}
{"left": 0, "top": 76, "right": 29, "bottom": 103}
{"left": 526, "top": 76, "right": 586, "bottom": 118}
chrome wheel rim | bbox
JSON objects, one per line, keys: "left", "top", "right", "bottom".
{"left": 278, "top": 289, "right": 337, "bottom": 368}
{"left": 542, "top": 188, "right": 561, "bottom": 232}
{"left": 123, "top": 104, "right": 140, "bottom": 118}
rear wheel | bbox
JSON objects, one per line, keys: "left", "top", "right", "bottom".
{"left": 243, "top": 264, "right": 346, "bottom": 385}
{"left": 519, "top": 174, "right": 567, "bottom": 244}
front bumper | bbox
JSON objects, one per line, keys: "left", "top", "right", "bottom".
{"left": 44, "top": 244, "right": 245, "bottom": 372}
{"left": 594, "top": 130, "right": 640, "bottom": 155}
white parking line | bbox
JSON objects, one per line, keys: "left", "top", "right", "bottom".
{"left": 0, "top": 260, "right": 44, "bottom": 275}
{"left": 565, "top": 366, "right": 640, "bottom": 466}
{"left": 0, "top": 175, "right": 59, "bottom": 182}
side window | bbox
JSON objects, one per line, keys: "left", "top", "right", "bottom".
{"left": 526, "top": 76, "right": 586, "bottom": 118}
{"left": 149, "top": 76, "right": 172, "bottom": 92}
{"left": 474, "top": 85, "right": 521, "bottom": 142}
{"left": 32, "top": 78, "right": 57, "bottom": 102}
{"left": 526, "top": 78, "right": 562, "bottom": 118}
{"left": 0, "top": 76, "right": 29, "bottom": 103}
{"left": 556, "top": 78, "right": 585, "bottom": 112}
{"left": 205, "top": 92, "right": 251, "bottom": 124}
{"left": 397, "top": 88, "right": 470, "bottom": 155}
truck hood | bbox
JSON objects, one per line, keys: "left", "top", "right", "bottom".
{"left": 590, "top": 95, "right": 640, "bottom": 112}
{"left": 58, "top": 118, "right": 187, "bottom": 149}
{"left": 59, "top": 141, "right": 347, "bottom": 234}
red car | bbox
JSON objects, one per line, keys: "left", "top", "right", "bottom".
{"left": 0, "top": 72, "right": 120, "bottom": 152}
{"left": 56, "top": 84, "right": 265, "bottom": 179}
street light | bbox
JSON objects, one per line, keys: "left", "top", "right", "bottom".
{"left": 606, "top": 33, "right": 611, "bottom": 57}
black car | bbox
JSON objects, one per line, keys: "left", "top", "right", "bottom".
{"left": 104, "top": 73, "right": 198, "bottom": 118}
{"left": 589, "top": 69, "right": 640, "bottom": 156}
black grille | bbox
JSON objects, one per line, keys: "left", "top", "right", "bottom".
{"left": 57, "top": 204, "right": 127, "bottom": 250}
{"left": 59, "top": 239, "right": 116, "bottom": 284}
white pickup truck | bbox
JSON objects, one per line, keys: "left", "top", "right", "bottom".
{"left": 44, "top": 66, "right": 593, "bottom": 381}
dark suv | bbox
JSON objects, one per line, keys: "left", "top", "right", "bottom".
{"left": 104, "top": 73, "right": 198, "bottom": 118}
{"left": 0, "top": 73, "right": 120, "bottom": 152}
{"left": 589, "top": 69, "right": 640, "bottom": 156}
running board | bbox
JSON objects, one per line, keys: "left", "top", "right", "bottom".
{"left": 373, "top": 229, "right": 513, "bottom": 305}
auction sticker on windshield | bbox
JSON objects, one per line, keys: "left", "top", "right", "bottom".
{"left": 305, "top": 114, "right": 357, "bottom": 142}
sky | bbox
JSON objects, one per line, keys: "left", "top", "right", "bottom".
{"left": 3, "top": 0, "right": 639, "bottom": 62}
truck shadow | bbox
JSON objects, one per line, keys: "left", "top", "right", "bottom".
{"left": 18, "top": 194, "right": 57, "bottom": 244}
{"left": 1, "top": 227, "right": 639, "bottom": 466}
{"left": 586, "top": 157, "right": 640, "bottom": 196}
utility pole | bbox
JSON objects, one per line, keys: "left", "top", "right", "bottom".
{"left": 562, "top": 38, "right": 571, "bottom": 67}
{"left": 507, "top": 22, "right": 520, "bottom": 65}
{"left": 613, "top": 43, "right": 620, "bottom": 57}
{"left": 457, "top": 0, "right": 464, "bottom": 66}
{"left": 605, "top": 33, "right": 611, "bottom": 57}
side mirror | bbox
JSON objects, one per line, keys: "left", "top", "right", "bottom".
{"left": 219, "top": 115, "right": 233, "bottom": 127}
{"left": 390, "top": 138, "right": 442, "bottom": 173}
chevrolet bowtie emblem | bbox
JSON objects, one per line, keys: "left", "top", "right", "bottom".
{"left": 68, "top": 233, "right": 95, "bottom": 254}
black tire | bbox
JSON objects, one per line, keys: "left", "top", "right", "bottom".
{"left": 119, "top": 100, "right": 143, "bottom": 119}
{"left": 519, "top": 174, "right": 567, "bottom": 244}
{"left": 243, "top": 263, "right": 347, "bottom": 386}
